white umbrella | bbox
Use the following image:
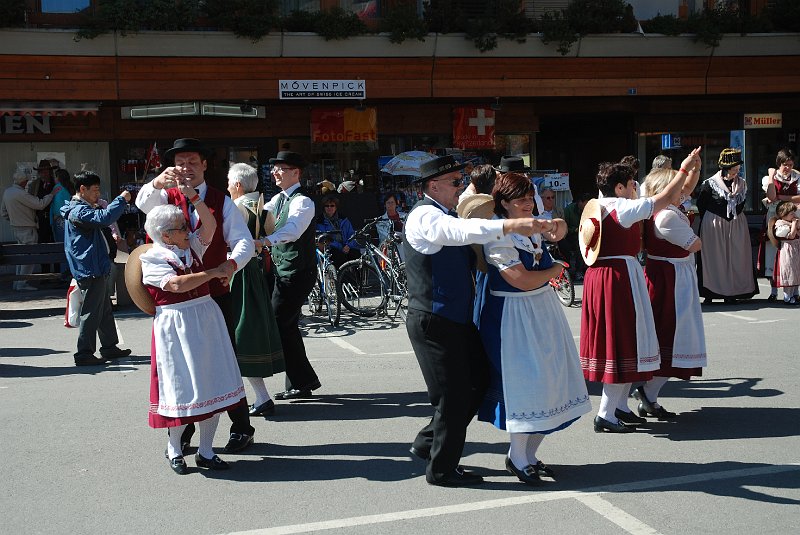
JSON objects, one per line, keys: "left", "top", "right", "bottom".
{"left": 380, "top": 151, "right": 437, "bottom": 177}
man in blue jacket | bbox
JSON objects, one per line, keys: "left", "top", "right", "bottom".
{"left": 61, "top": 172, "right": 132, "bottom": 366}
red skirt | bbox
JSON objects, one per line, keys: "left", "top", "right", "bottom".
{"left": 580, "top": 259, "right": 655, "bottom": 384}
{"left": 148, "top": 330, "right": 244, "bottom": 428}
{"left": 644, "top": 261, "right": 702, "bottom": 380}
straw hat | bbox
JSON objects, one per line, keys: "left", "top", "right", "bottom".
{"left": 124, "top": 244, "right": 156, "bottom": 316}
{"left": 456, "top": 193, "right": 495, "bottom": 272}
{"left": 767, "top": 219, "right": 780, "bottom": 249}
{"left": 578, "top": 199, "right": 603, "bottom": 266}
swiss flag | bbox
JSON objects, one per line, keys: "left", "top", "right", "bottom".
{"left": 453, "top": 107, "right": 495, "bottom": 149}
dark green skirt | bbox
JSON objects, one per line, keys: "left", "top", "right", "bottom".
{"left": 231, "top": 256, "right": 285, "bottom": 377}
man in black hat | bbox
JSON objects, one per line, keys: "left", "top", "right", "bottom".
{"left": 136, "top": 138, "right": 257, "bottom": 453}
{"left": 403, "top": 155, "right": 557, "bottom": 487}
{"left": 259, "top": 151, "right": 322, "bottom": 400}
{"left": 30, "top": 159, "right": 58, "bottom": 273}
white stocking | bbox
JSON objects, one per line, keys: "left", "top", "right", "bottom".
{"left": 197, "top": 413, "right": 220, "bottom": 459}
{"left": 525, "top": 433, "right": 545, "bottom": 464}
{"left": 246, "top": 377, "right": 271, "bottom": 407}
{"left": 616, "top": 382, "right": 633, "bottom": 412}
{"left": 166, "top": 424, "right": 187, "bottom": 460}
{"left": 599, "top": 383, "right": 628, "bottom": 423}
{"left": 643, "top": 376, "right": 670, "bottom": 407}
{"left": 508, "top": 433, "right": 529, "bottom": 469}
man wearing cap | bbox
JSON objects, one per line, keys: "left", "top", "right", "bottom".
{"left": 404, "top": 154, "right": 558, "bottom": 487}
{"left": 1, "top": 170, "right": 55, "bottom": 291}
{"left": 136, "top": 138, "right": 257, "bottom": 453}
{"left": 259, "top": 151, "right": 322, "bottom": 400}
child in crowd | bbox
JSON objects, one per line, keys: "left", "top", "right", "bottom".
{"left": 769, "top": 200, "right": 800, "bottom": 305}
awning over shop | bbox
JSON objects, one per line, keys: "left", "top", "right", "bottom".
{"left": 0, "top": 102, "right": 99, "bottom": 117}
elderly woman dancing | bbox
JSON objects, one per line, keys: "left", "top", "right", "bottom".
{"left": 641, "top": 159, "right": 707, "bottom": 420}
{"left": 140, "top": 190, "right": 246, "bottom": 475}
{"left": 475, "top": 172, "right": 591, "bottom": 485}
{"left": 227, "top": 163, "right": 285, "bottom": 417}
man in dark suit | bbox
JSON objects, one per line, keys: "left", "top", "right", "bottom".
{"left": 261, "top": 151, "right": 321, "bottom": 400}
{"left": 404, "top": 155, "right": 550, "bottom": 487}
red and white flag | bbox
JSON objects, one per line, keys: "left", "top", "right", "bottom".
{"left": 146, "top": 141, "right": 161, "bottom": 170}
{"left": 453, "top": 107, "right": 495, "bottom": 149}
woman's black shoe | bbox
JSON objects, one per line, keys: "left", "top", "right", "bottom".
{"left": 614, "top": 409, "right": 646, "bottom": 426}
{"left": 633, "top": 387, "right": 677, "bottom": 420}
{"left": 533, "top": 460, "right": 555, "bottom": 478}
{"left": 249, "top": 399, "right": 276, "bottom": 417}
{"left": 168, "top": 455, "right": 188, "bottom": 475}
{"left": 505, "top": 456, "right": 540, "bottom": 485}
{"left": 593, "top": 416, "right": 634, "bottom": 433}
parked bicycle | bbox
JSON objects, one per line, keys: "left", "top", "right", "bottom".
{"left": 546, "top": 242, "right": 575, "bottom": 307}
{"left": 337, "top": 217, "right": 408, "bottom": 320}
{"left": 303, "top": 231, "right": 341, "bottom": 326}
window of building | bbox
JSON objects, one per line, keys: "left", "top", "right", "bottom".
{"left": 281, "top": 0, "right": 321, "bottom": 14}
{"left": 341, "top": 1, "right": 379, "bottom": 20}
{"left": 40, "top": 0, "right": 90, "bottom": 13}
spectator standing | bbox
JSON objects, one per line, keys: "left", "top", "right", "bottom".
{"left": 762, "top": 149, "right": 799, "bottom": 301}
{"left": 0, "top": 170, "right": 55, "bottom": 291}
{"left": 261, "top": 151, "right": 322, "bottom": 401}
{"left": 136, "top": 138, "right": 256, "bottom": 454}
{"left": 376, "top": 192, "right": 407, "bottom": 245}
{"left": 535, "top": 187, "right": 564, "bottom": 220}
{"left": 30, "top": 160, "right": 58, "bottom": 273}
{"left": 768, "top": 201, "right": 800, "bottom": 305}
{"left": 695, "top": 148, "right": 758, "bottom": 304}
{"left": 61, "top": 172, "right": 131, "bottom": 366}
{"left": 50, "top": 169, "right": 76, "bottom": 280}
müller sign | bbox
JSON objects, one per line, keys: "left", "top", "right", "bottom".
{"left": 279, "top": 80, "right": 366, "bottom": 100}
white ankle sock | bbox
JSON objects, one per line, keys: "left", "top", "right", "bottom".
{"left": 508, "top": 433, "right": 529, "bottom": 469}
{"left": 167, "top": 424, "right": 187, "bottom": 460}
{"left": 197, "top": 414, "right": 220, "bottom": 459}
{"left": 643, "top": 376, "right": 670, "bottom": 407}
{"left": 525, "top": 434, "right": 545, "bottom": 465}
{"left": 246, "top": 377, "right": 271, "bottom": 407}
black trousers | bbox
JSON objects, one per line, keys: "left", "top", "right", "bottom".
{"left": 406, "top": 309, "right": 489, "bottom": 482}
{"left": 181, "top": 292, "right": 254, "bottom": 444}
{"left": 272, "top": 268, "right": 319, "bottom": 391}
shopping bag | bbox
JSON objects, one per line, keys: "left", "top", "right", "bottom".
{"left": 65, "top": 279, "right": 82, "bottom": 328}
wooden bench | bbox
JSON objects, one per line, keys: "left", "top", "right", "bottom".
{"left": 0, "top": 242, "right": 66, "bottom": 283}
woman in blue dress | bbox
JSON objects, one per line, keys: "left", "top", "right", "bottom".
{"left": 476, "top": 172, "right": 591, "bottom": 485}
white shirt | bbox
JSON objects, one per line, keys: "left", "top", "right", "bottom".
{"left": 263, "top": 182, "right": 315, "bottom": 245}
{"left": 654, "top": 205, "right": 698, "bottom": 251}
{"left": 135, "top": 180, "right": 253, "bottom": 270}
{"left": 598, "top": 196, "right": 654, "bottom": 228}
{"left": 404, "top": 194, "right": 505, "bottom": 255}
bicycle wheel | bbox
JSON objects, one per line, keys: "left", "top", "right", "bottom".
{"left": 389, "top": 263, "right": 408, "bottom": 322}
{"left": 323, "top": 263, "right": 340, "bottom": 326}
{"left": 337, "top": 260, "right": 387, "bottom": 317}
{"left": 553, "top": 269, "right": 575, "bottom": 307}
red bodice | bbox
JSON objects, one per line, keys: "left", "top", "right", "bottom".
{"left": 145, "top": 251, "right": 210, "bottom": 306}
{"left": 643, "top": 216, "right": 690, "bottom": 259}
{"left": 597, "top": 210, "right": 642, "bottom": 258}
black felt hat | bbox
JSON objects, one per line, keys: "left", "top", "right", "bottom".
{"left": 497, "top": 156, "right": 530, "bottom": 173}
{"left": 414, "top": 155, "right": 467, "bottom": 184}
{"left": 164, "top": 138, "right": 211, "bottom": 164}
{"left": 269, "top": 151, "right": 307, "bottom": 169}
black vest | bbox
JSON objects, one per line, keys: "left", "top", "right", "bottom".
{"left": 403, "top": 198, "right": 475, "bottom": 324}
{"left": 271, "top": 188, "right": 316, "bottom": 278}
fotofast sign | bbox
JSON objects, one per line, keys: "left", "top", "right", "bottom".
{"left": 280, "top": 80, "right": 366, "bottom": 100}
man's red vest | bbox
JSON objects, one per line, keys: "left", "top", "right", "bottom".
{"left": 167, "top": 186, "right": 228, "bottom": 297}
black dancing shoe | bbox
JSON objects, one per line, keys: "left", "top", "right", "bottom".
{"left": 533, "top": 460, "right": 555, "bottom": 478}
{"left": 223, "top": 432, "right": 254, "bottom": 453}
{"left": 168, "top": 455, "right": 188, "bottom": 475}
{"left": 593, "top": 416, "right": 634, "bottom": 433}
{"left": 505, "top": 456, "right": 540, "bottom": 485}
{"left": 195, "top": 453, "right": 230, "bottom": 470}
{"left": 614, "top": 408, "right": 646, "bottom": 426}
{"left": 249, "top": 399, "right": 276, "bottom": 417}
{"left": 632, "top": 386, "right": 677, "bottom": 420}
{"left": 409, "top": 446, "right": 430, "bottom": 461}
{"left": 427, "top": 467, "right": 484, "bottom": 487}
{"left": 274, "top": 389, "right": 313, "bottom": 400}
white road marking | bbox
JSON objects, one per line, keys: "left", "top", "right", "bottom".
{"left": 748, "top": 320, "right": 784, "bottom": 324}
{"left": 717, "top": 311, "right": 758, "bottom": 322}
{"left": 575, "top": 495, "right": 664, "bottom": 535}
{"left": 323, "top": 336, "right": 365, "bottom": 355}
{"left": 374, "top": 351, "right": 415, "bottom": 356}
{"left": 224, "top": 464, "right": 800, "bottom": 535}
